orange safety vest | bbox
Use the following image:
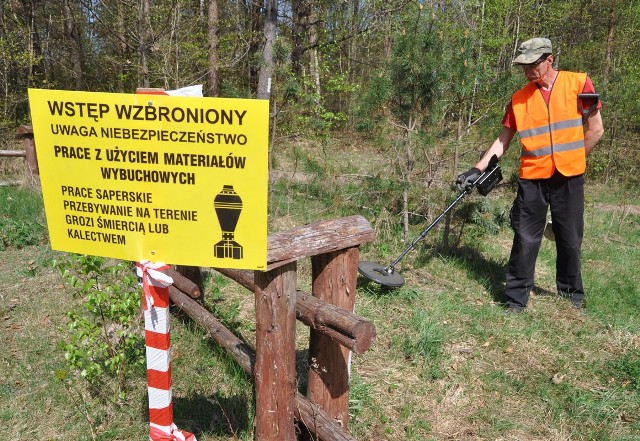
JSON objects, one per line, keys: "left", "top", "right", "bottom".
{"left": 512, "top": 71, "right": 587, "bottom": 179}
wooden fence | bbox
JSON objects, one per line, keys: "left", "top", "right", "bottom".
{"left": 8, "top": 124, "right": 377, "bottom": 439}
{"left": 170, "top": 215, "right": 376, "bottom": 440}
{"left": 0, "top": 125, "right": 38, "bottom": 187}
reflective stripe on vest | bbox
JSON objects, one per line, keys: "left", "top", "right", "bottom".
{"left": 512, "top": 71, "right": 587, "bottom": 179}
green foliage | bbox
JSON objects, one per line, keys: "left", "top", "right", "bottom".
{"left": 547, "top": 382, "right": 638, "bottom": 438}
{"left": 0, "top": 17, "right": 42, "bottom": 132}
{"left": 358, "top": 5, "right": 443, "bottom": 132}
{"left": 53, "top": 254, "right": 145, "bottom": 401}
{"left": 457, "top": 196, "right": 511, "bottom": 239}
{"left": 0, "top": 187, "right": 47, "bottom": 250}
{"left": 0, "top": 0, "right": 637, "bottom": 185}
{"left": 355, "top": 72, "right": 392, "bottom": 131}
{"left": 389, "top": 12, "right": 441, "bottom": 119}
{"left": 580, "top": 209, "right": 640, "bottom": 330}
{"left": 290, "top": 79, "right": 350, "bottom": 135}
{"left": 1, "top": 1, "right": 640, "bottom": 437}
{"left": 2, "top": 136, "right": 640, "bottom": 438}
{"left": 348, "top": 373, "right": 371, "bottom": 421}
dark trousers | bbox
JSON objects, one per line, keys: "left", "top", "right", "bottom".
{"left": 505, "top": 171, "right": 584, "bottom": 308}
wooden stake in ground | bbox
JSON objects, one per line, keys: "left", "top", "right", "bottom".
{"left": 254, "top": 262, "right": 297, "bottom": 441}
{"left": 307, "top": 247, "right": 359, "bottom": 432}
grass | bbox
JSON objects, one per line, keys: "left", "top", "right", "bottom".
{"left": 0, "top": 186, "right": 47, "bottom": 250}
{"left": 1, "top": 135, "right": 639, "bottom": 440}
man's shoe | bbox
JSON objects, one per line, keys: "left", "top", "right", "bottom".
{"left": 505, "top": 304, "right": 524, "bottom": 314}
{"left": 572, "top": 298, "right": 585, "bottom": 310}
{"left": 560, "top": 291, "right": 584, "bottom": 310}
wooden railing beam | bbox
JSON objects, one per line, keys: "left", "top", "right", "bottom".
{"left": 265, "top": 215, "right": 374, "bottom": 270}
{"left": 0, "top": 150, "right": 26, "bottom": 157}
{"left": 166, "top": 268, "right": 202, "bottom": 299}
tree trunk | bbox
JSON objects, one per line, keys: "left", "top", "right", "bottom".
{"left": 402, "top": 117, "right": 416, "bottom": 241}
{"left": 347, "top": 0, "right": 360, "bottom": 128}
{"left": 248, "top": 1, "right": 262, "bottom": 92}
{"left": 291, "top": 1, "right": 310, "bottom": 77}
{"left": 116, "top": 1, "right": 127, "bottom": 91}
{"left": 139, "top": 0, "right": 151, "bottom": 88}
{"left": 62, "top": 0, "right": 83, "bottom": 90}
{"left": 603, "top": 2, "right": 616, "bottom": 91}
{"left": 24, "top": 0, "right": 37, "bottom": 84}
{"left": 384, "top": 8, "right": 392, "bottom": 59}
{"left": 308, "top": 5, "right": 321, "bottom": 100}
{"left": 466, "top": 0, "right": 485, "bottom": 135}
{"left": 257, "top": 0, "right": 276, "bottom": 100}
{"left": 207, "top": 0, "right": 220, "bottom": 96}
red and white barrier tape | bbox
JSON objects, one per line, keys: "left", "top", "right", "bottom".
{"left": 137, "top": 261, "right": 196, "bottom": 441}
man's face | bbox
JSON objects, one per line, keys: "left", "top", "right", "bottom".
{"left": 520, "top": 55, "right": 551, "bottom": 83}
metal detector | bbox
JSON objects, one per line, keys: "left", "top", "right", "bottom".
{"left": 358, "top": 155, "right": 502, "bottom": 288}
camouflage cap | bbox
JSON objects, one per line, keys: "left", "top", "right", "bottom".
{"left": 512, "top": 38, "right": 552, "bottom": 64}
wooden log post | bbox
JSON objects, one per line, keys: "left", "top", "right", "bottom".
{"left": 169, "top": 216, "right": 374, "bottom": 440}
{"left": 307, "top": 246, "right": 360, "bottom": 432}
{"left": 254, "top": 262, "right": 297, "bottom": 441}
{"left": 16, "top": 125, "right": 39, "bottom": 178}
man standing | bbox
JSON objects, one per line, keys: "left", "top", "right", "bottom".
{"left": 456, "top": 38, "right": 604, "bottom": 312}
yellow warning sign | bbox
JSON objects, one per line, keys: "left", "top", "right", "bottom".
{"left": 28, "top": 89, "right": 269, "bottom": 270}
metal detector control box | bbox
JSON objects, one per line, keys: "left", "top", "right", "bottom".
{"left": 475, "top": 159, "right": 502, "bottom": 196}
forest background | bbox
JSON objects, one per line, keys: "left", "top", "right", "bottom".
{"left": 1, "top": 1, "right": 640, "bottom": 440}
{"left": 1, "top": 0, "right": 639, "bottom": 196}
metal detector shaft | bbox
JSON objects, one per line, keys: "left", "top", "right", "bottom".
{"left": 383, "top": 155, "right": 501, "bottom": 274}
{"left": 385, "top": 189, "right": 469, "bottom": 272}
{"left": 360, "top": 155, "right": 502, "bottom": 287}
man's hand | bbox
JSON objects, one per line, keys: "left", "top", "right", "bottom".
{"left": 456, "top": 167, "right": 481, "bottom": 191}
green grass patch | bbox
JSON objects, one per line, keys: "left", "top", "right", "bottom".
{"left": 0, "top": 186, "right": 47, "bottom": 249}
{"left": 605, "top": 350, "right": 640, "bottom": 391}
{"left": 399, "top": 309, "right": 447, "bottom": 379}
{"left": 2, "top": 139, "right": 639, "bottom": 440}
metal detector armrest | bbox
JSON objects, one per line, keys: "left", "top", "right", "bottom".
{"left": 578, "top": 93, "right": 600, "bottom": 124}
